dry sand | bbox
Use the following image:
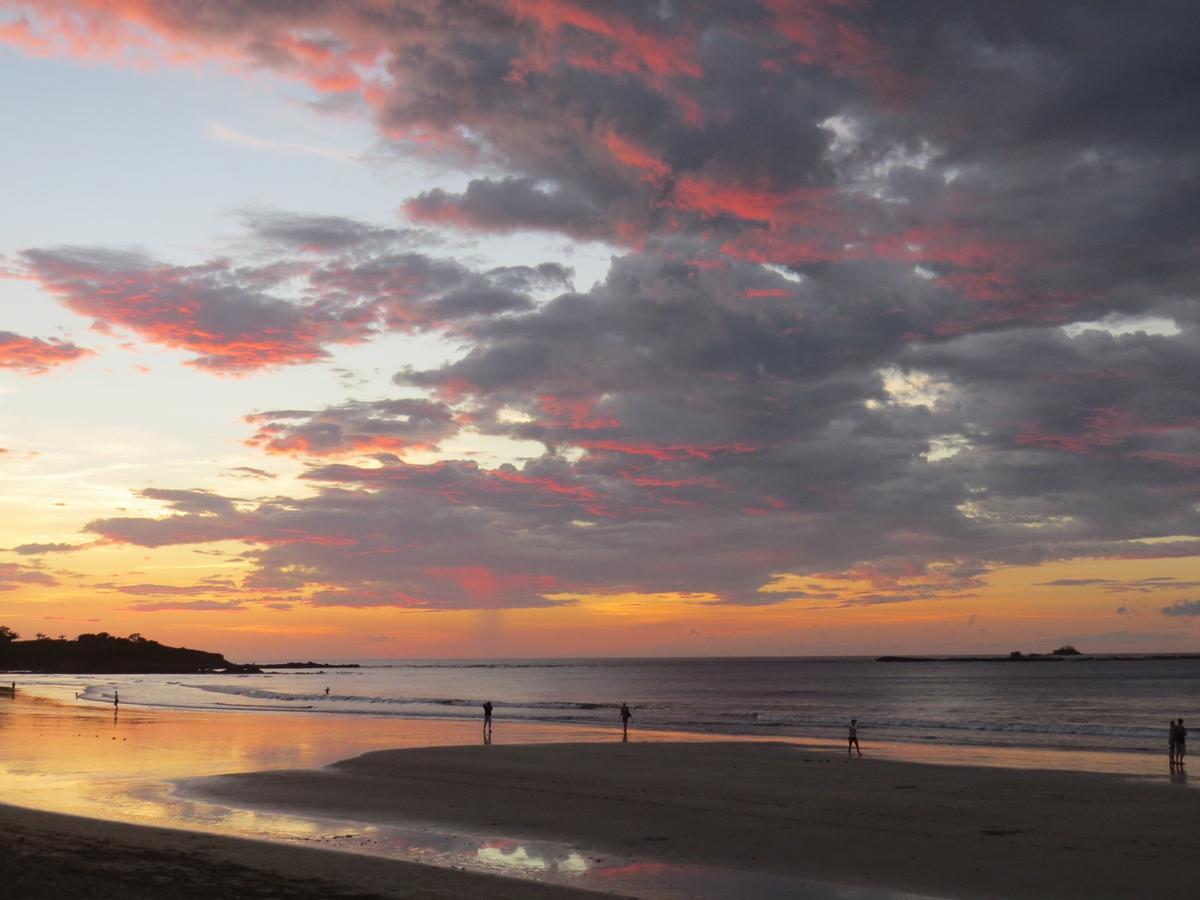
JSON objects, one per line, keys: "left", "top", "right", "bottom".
{"left": 186, "top": 741, "right": 1200, "bottom": 899}
{"left": 0, "top": 801, "right": 613, "bottom": 900}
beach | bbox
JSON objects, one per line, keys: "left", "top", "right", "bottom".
{"left": 184, "top": 741, "right": 1200, "bottom": 900}
{"left": 3, "top": 677, "right": 1198, "bottom": 897}
{"left": 0, "top": 802, "right": 608, "bottom": 899}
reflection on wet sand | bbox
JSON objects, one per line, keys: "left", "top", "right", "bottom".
{"left": 160, "top": 785, "right": 926, "bottom": 900}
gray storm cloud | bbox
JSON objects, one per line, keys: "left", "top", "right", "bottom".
{"left": 8, "top": 0, "right": 1193, "bottom": 610}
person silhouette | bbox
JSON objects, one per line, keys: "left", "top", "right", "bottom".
{"left": 324, "top": 686, "right": 330, "bottom": 696}
{"left": 620, "top": 702, "right": 631, "bottom": 741}
{"left": 848, "top": 718, "right": 862, "bottom": 758}
{"left": 482, "top": 700, "right": 493, "bottom": 737}
{"left": 113, "top": 690, "right": 119, "bottom": 709}
{"left": 1177, "top": 718, "right": 1187, "bottom": 766}
{"left": 1169, "top": 719, "right": 1179, "bottom": 769}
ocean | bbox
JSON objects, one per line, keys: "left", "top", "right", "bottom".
{"left": 21, "top": 655, "right": 1197, "bottom": 760}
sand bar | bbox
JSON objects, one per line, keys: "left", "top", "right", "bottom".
{"left": 185, "top": 741, "right": 1200, "bottom": 900}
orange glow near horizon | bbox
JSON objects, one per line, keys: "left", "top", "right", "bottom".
{"left": 3, "top": 524, "right": 1198, "bottom": 659}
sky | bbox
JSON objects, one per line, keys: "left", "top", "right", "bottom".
{"left": 1, "top": 1, "right": 1198, "bottom": 661}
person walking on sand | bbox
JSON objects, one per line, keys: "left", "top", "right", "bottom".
{"left": 1177, "top": 718, "right": 1187, "bottom": 765}
{"left": 848, "top": 718, "right": 862, "bottom": 758}
{"left": 482, "top": 700, "right": 493, "bottom": 736}
{"left": 620, "top": 702, "right": 631, "bottom": 741}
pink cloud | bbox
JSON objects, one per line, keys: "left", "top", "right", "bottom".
{"left": 536, "top": 395, "right": 620, "bottom": 432}
{"left": 509, "top": 0, "right": 702, "bottom": 86}
{"left": 602, "top": 129, "right": 672, "bottom": 186}
{"left": 22, "top": 248, "right": 378, "bottom": 373}
{"left": 0, "top": 562, "right": 58, "bottom": 591}
{"left": 0, "top": 331, "right": 92, "bottom": 374}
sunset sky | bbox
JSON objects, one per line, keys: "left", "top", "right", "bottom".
{"left": 1, "top": 1, "right": 1198, "bottom": 660}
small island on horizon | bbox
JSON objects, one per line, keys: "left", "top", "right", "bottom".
{"left": 877, "top": 645, "right": 1200, "bottom": 663}
{"left": 0, "top": 627, "right": 356, "bottom": 674}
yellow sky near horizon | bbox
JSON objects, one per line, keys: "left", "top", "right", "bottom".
{"left": 3, "top": 531, "right": 1197, "bottom": 660}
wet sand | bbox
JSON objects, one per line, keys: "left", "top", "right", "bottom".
{"left": 187, "top": 741, "right": 1200, "bottom": 900}
{"left": 0, "top": 801, "right": 611, "bottom": 900}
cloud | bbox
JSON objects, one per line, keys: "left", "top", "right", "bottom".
{"left": 307, "top": 586, "right": 569, "bottom": 610}
{"left": 245, "top": 398, "right": 458, "bottom": 458}
{"left": 225, "top": 466, "right": 277, "bottom": 480}
{"left": 206, "top": 122, "right": 358, "bottom": 161}
{"left": 404, "top": 178, "right": 608, "bottom": 241}
{"left": 78, "top": 239, "right": 1200, "bottom": 610}
{"left": 21, "top": 246, "right": 378, "bottom": 373}
{"left": 1161, "top": 599, "right": 1200, "bottom": 618}
{"left": 8, "top": 542, "right": 87, "bottom": 556}
{"left": 7, "top": 2, "right": 1200, "bottom": 612}
{"left": 19, "top": 226, "right": 551, "bottom": 373}
{"left": 0, "top": 331, "right": 92, "bottom": 374}
{"left": 13, "top": 3, "right": 1198, "bottom": 339}
{"left": 136, "top": 488, "right": 238, "bottom": 516}
{"left": 95, "top": 580, "right": 238, "bottom": 596}
{"left": 126, "top": 600, "right": 245, "bottom": 612}
{"left": 0, "top": 562, "right": 58, "bottom": 591}
{"left": 1038, "top": 577, "right": 1200, "bottom": 594}
{"left": 240, "top": 211, "right": 429, "bottom": 254}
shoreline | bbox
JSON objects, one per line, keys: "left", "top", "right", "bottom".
{"left": 6, "top": 677, "right": 1187, "bottom": 781}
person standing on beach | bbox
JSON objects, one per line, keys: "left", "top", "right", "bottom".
{"left": 1177, "top": 718, "right": 1187, "bottom": 765}
{"left": 113, "top": 690, "right": 119, "bottom": 709}
{"left": 848, "top": 719, "right": 862, "bottom": 758}
{"left": 1169, "top": 720, "right": 1179, "bottom": 767}
{"left": 620, "top": 702, "right": 631, "bottom": 741}
{"left": 483, "top": 700, "right": 493, "bottom": 737}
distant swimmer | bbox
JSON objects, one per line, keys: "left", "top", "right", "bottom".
{"left": 848, "top": 719, "right": 862, "bottom": 758}
{"left": 620, "top": 702, "right": 631, "bottom": 741}
{"left": 483, "top": 700, "right": 493, "bottom": 735}
{"left": 324, "top": 686, "right": 330, "bottom": 696}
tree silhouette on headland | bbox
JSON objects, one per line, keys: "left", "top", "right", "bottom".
{"left": 0, "top": 629, "right": 231, "bottom": 673}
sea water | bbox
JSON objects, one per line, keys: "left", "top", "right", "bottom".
{"left": 18, "top": 656, "right": 1197, "bottom": 759}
